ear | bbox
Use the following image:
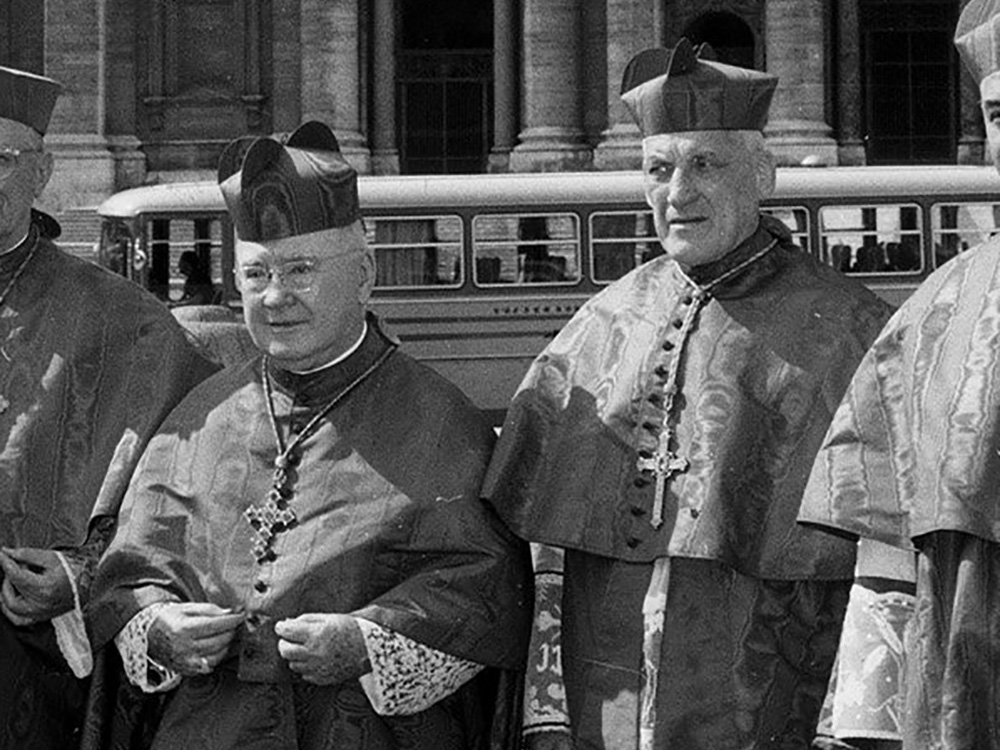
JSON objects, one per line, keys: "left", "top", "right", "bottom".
{"left": 755, "top": 150, "right": 776, "bottom": 200}
{"left": 356, "top": 247, "right": 376, "bottom": 306}
{"left": 33, "top": 150, "right": 54, "bottom": 198}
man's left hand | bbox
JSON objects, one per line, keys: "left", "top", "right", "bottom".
{"left": 0, "top": 547, "right": 74, "bottom": 625}
{"left": 275, "top": 612, "right": 371, "bottom": 685}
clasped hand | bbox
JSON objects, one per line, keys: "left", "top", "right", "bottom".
{"left": 149, "top": 602, "right": 244, "bottom": 676}
{"left": 275, "top": 612, "right": 370, "bottom": 685}
{"left": 150, "top": 605, "right": 368, "bottom": 685}
{"left": 0, "top": 547, "right": 74, "bottom": 625}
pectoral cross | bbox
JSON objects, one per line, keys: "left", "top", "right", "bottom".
{"left": 245, "top": 487, "right": 297, "bottom": 563}
{"left": 637, "top": 446, "right": 689, "bottom": 529}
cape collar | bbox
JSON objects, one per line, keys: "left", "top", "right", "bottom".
{"left": 683, "top": 214, "right": 790, "bottom": 299}
{"left": 267, "top": 312, "right": 396, "bottom": 407}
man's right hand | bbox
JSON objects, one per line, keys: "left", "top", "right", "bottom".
{"left": 148, "top": 602, "right": 244, "bottom": 676}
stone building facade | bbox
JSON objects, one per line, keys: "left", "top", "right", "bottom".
{"left": 0, "top": 0, "right": 985, "bottom": 216}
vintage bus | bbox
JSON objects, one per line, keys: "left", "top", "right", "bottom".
{"left": 94, "top": 165, "right": 1000, "bottom": 422}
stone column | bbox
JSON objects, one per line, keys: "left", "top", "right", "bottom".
{"left": 41, "top": 0, "right": 124, "bottom": 212}
{"left": 370, "top": 0, "right": 399, "bottom": 174}
{"left": 301, "top": 0, "right": 370, "bottom": 172}
{"left": 487, "top": 0, "right": 517, "bottom": 172}
{"left": 763, "top": 0, "right": 838, "bottom": 165}
{"left": 834, "top": 0, "right": 864, "bottom": 165}
{"left": 593, "top": 0, "right": 657, "bottom": 171}
{"left": 510, "top": 0, "right": 592, "bottom": 172}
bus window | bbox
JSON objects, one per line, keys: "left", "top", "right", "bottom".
{"left": 761, "top": 206, "right": 810, "bottom": 253}
{"left": 590, "top": 211, "right": 661, "bottom": 283}
{"left": 144, "top": 217, "right": 226, "bottom": 305}
{"left": 818, "top": 204, "right": 923, "bottom": 275}
{"left": 367, "top": 215, "right": 463, "bottom": 288}
{"left": 472, "top": 213, "right": 581, "bottom": 286}
{"left": 931, "top": 202, "right": 1000, "bottom": 267}
{"left": 97, "top": 218, "right": 135, "bottom": 277}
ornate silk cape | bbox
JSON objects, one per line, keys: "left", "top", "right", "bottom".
{"left": 87, "top": 322, "right": 532, "bottom": 748}
{"left": 0, "top": 227, "right": 218, "bottom": 550}
{"left": 0, "top": 219, "right": 218, "bottom": 750}
{"left": 483, "top": 217, "right": 893, "bottom": 580}
{"left": 800, "top": 235, "right": 1000, "bottom": 548}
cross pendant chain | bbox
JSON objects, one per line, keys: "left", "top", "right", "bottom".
{"left": 244, "top": 462, "right": 297, "bottom": 563}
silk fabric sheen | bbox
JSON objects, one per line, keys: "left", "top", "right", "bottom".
{"left": 88, "top": 322, "right": 531, "bottom": 749}
{"left": 484, "top": 216, "right": 893, "bottom": 580}
{"left": 800, "top": 234, "right": 1000, "bottom": 547}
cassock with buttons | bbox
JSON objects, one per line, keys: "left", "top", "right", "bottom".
{"left": 87, "top": 122, "right": 532, "bottom": 750}
{"left": 482, "top": 40, "right": 893, "bottom": 750}
{"left": 800, "top": 3, "right": 1000, "bottom": 747}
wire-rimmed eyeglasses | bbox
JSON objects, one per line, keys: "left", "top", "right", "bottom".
{"left": 0, "top": 147, "right": 42, "bottom": 180}
{"left": 235, "top": 259, "right": 323, "bottom": 294}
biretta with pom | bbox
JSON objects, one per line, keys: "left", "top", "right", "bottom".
{"left": 620, "top": 38, "right": 777, "bottom": 136}
{"left": 218, "top": 121, "right": 361, "bottom": 242}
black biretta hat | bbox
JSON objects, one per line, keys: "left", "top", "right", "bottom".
{"left": 218, "top": 121, "right": 361, "bottom": 242}
{"left": 0, "top": 66, "right": 61, "bottom": 135}
{"left": 620, "top": 38, "right": 777, "bottom": 136}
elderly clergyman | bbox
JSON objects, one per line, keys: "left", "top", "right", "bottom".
{"left": 0, "top": 67, "right": 217, "bottom": 748}
{"left": 800, "top": 1, "right": 1000, "bottom": 747}
{"left": 87, "top": 121, "right": 531, "bottom": 750}
{"left": 482, "top": 39, "right": 893, "bottom": 750}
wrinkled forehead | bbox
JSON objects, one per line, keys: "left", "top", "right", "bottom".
{"left": 0, "top": 116, "right": 42, "bottom": 148}
{"left": 235, "top": 222, "right": 366, "bottom": 263}
{"left": 641, "top": 129, "right": 747, "bottom": 161}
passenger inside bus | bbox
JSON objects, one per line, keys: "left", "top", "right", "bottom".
{"left": 518, "top": 216, "right": 566, "bottom": 282}
{"left": 170, "top": 250, "right": 217, "bottom": 307}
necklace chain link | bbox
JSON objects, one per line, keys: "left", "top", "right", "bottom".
{"left": 245, "top": 344, "right": 396, "bottom": 563}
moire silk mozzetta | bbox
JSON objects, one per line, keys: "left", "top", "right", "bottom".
{"left": 801, "top": 234, "right": 1000, "bottom": 548}
{"left": 484, "top": 216, "right": 893, "bottom": 580}
{"left": 0, "top": 230, "right": 216, "bottom": 550}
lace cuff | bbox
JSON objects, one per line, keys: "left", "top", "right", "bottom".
{"left": 114, "top": 602, "right": 181, "bottom": 693}
{"left": 356, "top": 618, "right": 483, "bottom": 716}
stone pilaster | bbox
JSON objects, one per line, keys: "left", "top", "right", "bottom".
{"left": 763, "top": 0, "right": 838, "bottom": 165}
{"left": 510, "top": 0, "right": 592, "bottom": 172}
{"left": 370, "top": 0, "right": 399, "bottom": 175}
{"left": 834, "top": 0, "right": 865, "bottom": 165}
{"left": 40, "top": 0, "right": 127, "bottom": 212}
{"left": 487, "top": 0, "right": 517, "bottom": 172}
{"left": 593, "top": 0, "right": 657, "bottom": 171}
{"left": 301, "top": 0, "right": 370, "bottom": 172}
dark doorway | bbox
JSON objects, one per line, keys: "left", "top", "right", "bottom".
{"left": 0, "top": 0, "right": 43, "bottom": 74}
{"left": 683, "top": 12, "right": 756, "bottom": 70}
{"left": 398, "top": 0, "right": 493, "bottom": 174}
{"left": 861, "top": 0, "right": 957, "bottom": 164}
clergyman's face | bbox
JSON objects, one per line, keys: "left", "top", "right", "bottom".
{"left": 235, "top": 223, "right": 374, "bottom": 372}
{"left": 981, "top": 72, "right": 1000, "bottom": 174}
{"left": 641, "top": 129, "right": 771, "bottom": 270}
{"left": 0, "top": 117, "right": 52, "bottom": 251}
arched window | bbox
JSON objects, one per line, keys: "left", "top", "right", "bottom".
{"left": 683, "top": 12, "right": 756, "bottom": 70}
